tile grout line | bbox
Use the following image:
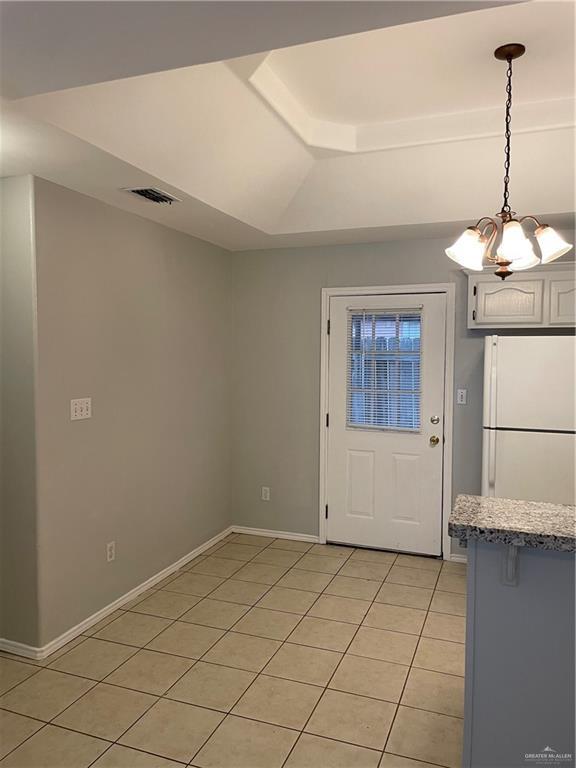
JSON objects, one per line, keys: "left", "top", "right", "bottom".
{"left": 383, "top": 750, "right": 448, "bottom": 768}
{"left": 177, "top": 544, "right": 357, "bottom": 767}
{"left": 381, "top": 563, "right": 466, "bottom": 766}
{"left": 104, "top": 534, "right": 306, "bottom": 766}
{"left": 7, "top": 603, "right": 460, "bottom": 695}
{"left": 182, "top": 544, "right": 357, "bottom": 765}
{"left": 0, "top": 640, "right": 462, "bottom": 724}
{"left": 12, "top": 557, "right": 463, "bottom": 680}
{"left": 7, "top": 638, "right": 161, "bottom": 765}
{"left": 278, "top": 552, "right": 405, "bottom": 767}
{"left": 0, "top": 551, "right": 459, "bottom": 659}
{"left": 1, "top": 541, "right": 464, "bottom": 766}
{"left": 0, "top": 534, "right": 244, "bottom": 765}
{"left": 0, "top": 653, "right": 464, "bottom": 725}
{"left": 289, "top": 557, "right": 465, "bottom": 765}
{"left": 1, "top": 690, "right": 458, "bottom": 768}
{"left": 2, "top": 634, "right": 461, "bottom": 760}
{"left": 381, "top": 564, "right": 441, "bottom": 760}
{"left": 66, "top": 533, "right": 295, "bottom": 768}
{"left": 172, "top": 536, "right": 331, "bottom": 767}
{"left": 0, "top": 550, "right": 401, "bottom": 715}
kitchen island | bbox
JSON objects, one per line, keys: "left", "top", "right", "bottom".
{"left": 449, "top": 494, "right": 575, "bottom": 768}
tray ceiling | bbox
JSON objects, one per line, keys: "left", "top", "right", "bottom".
{"left": 248, "top": 2, "right": 574, "bottom": 152}
{"left": 3, "top": 1, "right": 574, "bottom": 250}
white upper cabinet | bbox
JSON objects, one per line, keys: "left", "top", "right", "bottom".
{"left": 468, "top": 265, "right": 575, "bottom": 328}
{"left": 549, "top": 277, "right": 576, "bottom": 325}
{"left": 474, "top": 279, "right": 544, "bottom": 325}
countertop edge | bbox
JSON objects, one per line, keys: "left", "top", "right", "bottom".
{"left": 449, "top": 494, "right": 576, "bottom": 553}
{"left": 448, "top": 522, "right": 575, "bottom": 552}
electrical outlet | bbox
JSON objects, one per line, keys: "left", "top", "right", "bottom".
{"left": 106, "top": 541, "right": 116, "bottom": 562}
{"left": 71, "top": 397, "right": 92, "bottom": 420}
{"left": 261, "top": 486, "right": 271, "bottom": 501}
{"left": 457, "top": 389, "right": 468, "bottom": 405}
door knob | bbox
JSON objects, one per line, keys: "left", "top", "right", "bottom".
{"left": 429, "top": 436, "right": 440, "bottom": 446}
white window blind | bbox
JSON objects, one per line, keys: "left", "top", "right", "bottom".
{"left": 347, "top": 309, "right": 422, "bottom": 431}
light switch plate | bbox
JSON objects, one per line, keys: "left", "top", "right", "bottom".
{"left": 71, "top": 397, "right": 92, "bottom": 420}
{"left": 457, "top": 389, "right": 467, "bottom": 405}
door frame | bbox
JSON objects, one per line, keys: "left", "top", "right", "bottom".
{"left": 319, "top": 283, "right": 456, "bottom": 560}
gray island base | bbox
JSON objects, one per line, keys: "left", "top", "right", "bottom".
{"left": 449, "top": 495, "right": 575, "bottom": 768}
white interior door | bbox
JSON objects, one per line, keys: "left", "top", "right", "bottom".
{"left": 326, "top": 293, "right": 447, "bottom": 555}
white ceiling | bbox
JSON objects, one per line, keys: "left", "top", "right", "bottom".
{"left": 246, "top": 1, "right": 574, "bottom": 152}
{"left": 266, "top": 5, "right": 574, "bottom": 124}
{"left": 2, "top": 0, "right": 574, "bottom": 250}
{"left": 1, "top": 0, "right": 507, "bottom": 98}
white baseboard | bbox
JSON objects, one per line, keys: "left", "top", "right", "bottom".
{"left": 231, "top": 525, "right": 319, "bottom": 543}
{"left": 0, "top": 525, "right": 236, "bottom": 661}
{"left": 447, "top": 553, "right": 468, "bottom": 564}
{"left": 0, "top": 524, "right": 320, "bottom": 661}
{"left": 0, "top": 638, "right": 42, "bottom": 661}
{"left": 1, "top": 522, "right": 463, "bottom": 662}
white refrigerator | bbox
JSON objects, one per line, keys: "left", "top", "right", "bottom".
{"left": 482, "top": 335, "right": 576, "bottom": 505}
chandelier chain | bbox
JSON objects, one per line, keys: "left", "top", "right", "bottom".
{"left": 501, "top": 57, "right": 513, "bottom": 216}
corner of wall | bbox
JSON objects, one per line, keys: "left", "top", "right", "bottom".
{"left": 0, "top": 174, "right": 41, "bottom": 646}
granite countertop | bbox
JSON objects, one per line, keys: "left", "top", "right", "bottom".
{"left": 449, "top": 494, "right": 576, "bottom": 552}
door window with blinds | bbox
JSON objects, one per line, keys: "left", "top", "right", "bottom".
{"left": 347, "top": 309, "right": 422, "bottom": 431}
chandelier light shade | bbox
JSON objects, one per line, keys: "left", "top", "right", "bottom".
{"left": 445, "top": 227, "right": 486, "bottom": 271}
{"left": 535, "top": 225, "right": 573, "bottom": 264}
{"left": 446, "top": 43, "right": 572, "bottom": 280}
{"left": 496, "top": 220, "right": 538, "bottom": 269}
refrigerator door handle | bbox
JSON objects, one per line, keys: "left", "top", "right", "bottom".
{"left": 487, "top": 429, "right": 497, "bottom": 492}
{"left": 484, "top": 336, "right": 498, "bottom": 429}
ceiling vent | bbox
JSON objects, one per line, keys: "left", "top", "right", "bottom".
{"left": 123, "top": 187, "right": 180, "bottom": 205}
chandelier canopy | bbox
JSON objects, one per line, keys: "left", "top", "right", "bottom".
{"left": 446, "top": 43, "right": 572, "bottom": 280}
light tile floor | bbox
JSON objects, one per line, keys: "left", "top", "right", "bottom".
{"left": 0, "top": 535, "right": 467, "bottom": 768}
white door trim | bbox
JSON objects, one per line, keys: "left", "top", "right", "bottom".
{"left": 319, "top": 283, "right": 455, "bottom": 560}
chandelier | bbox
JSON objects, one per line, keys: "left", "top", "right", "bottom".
{"left": 446, "top": 43, "right": 572, "bottom": 280}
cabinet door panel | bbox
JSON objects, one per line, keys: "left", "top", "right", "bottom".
{"left": 475, "top": 280, "right": 544, "bottom": 325}
{"left": 549, "top": 278, "right": 576, "bottom": 325}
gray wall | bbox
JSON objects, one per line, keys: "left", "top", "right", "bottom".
{"left": 230, "top": 240, "right": 487, "bottom": 540}
{"left": 2, "top": 174, "right": 572, "bottom": 647}
{"left": 230, "top": 239, "right": 574, "bottom": 545}
{"left": 28, "top": 179, "right": 232, "bottom": 645}
{"left": 0, "top": 176, "right": 40, "bottom": 645}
